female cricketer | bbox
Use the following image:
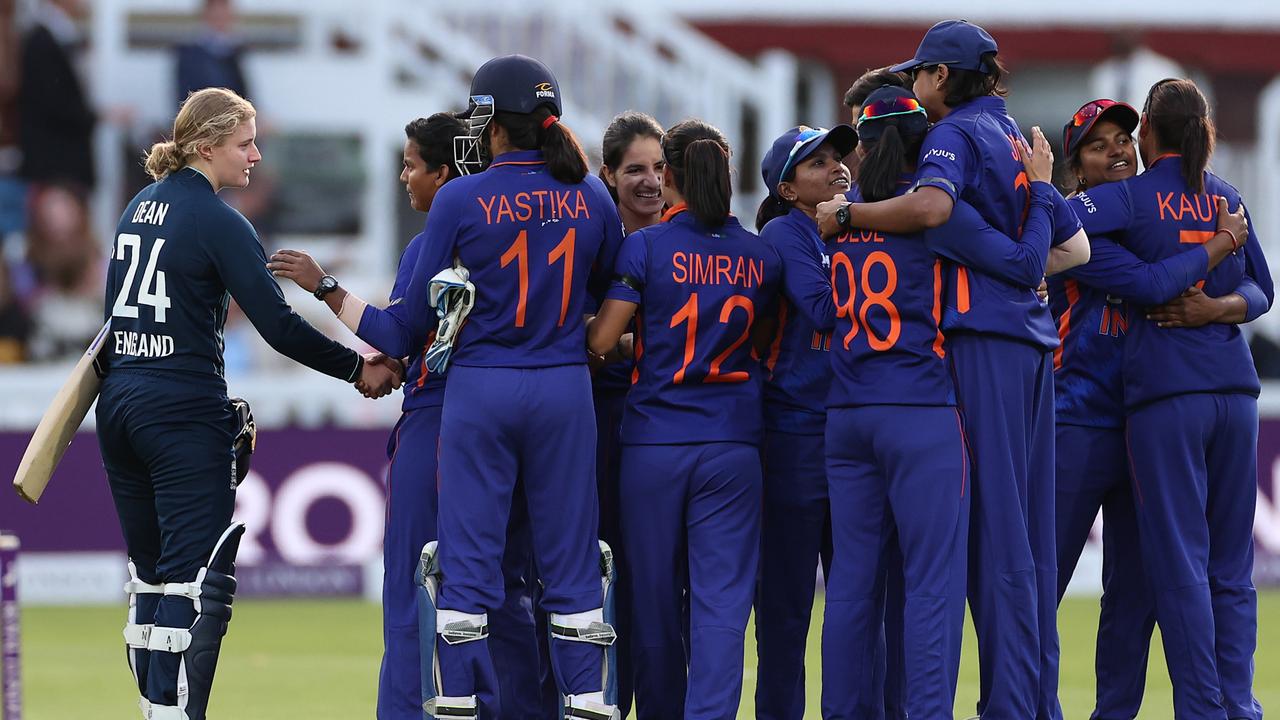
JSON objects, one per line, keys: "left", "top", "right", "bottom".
{"left": 1049, "top": 97, "right": 1256, "bottom": 720}
{"left": 588, "top": 119, "right": 781, "bottom": 720}
{"left": 267, "top": 113, "right": 548, "bottom": 719}
{"left": 751, "top": 123, "right": 851, "bottom": 720}
{"left": 378, "top": 55, "right": 625, "bottom": 720}
{"left": 1067, "top": 78, "right": 1272, "bottom": 720}
{"left": 593, "top": 109, "right": 667, "bottom": 718}
{"left": 819, "top": 20, "right": 1090, "bottom": 720}
{"left": 98, "top": 87, "right": 394, "bottom": 720}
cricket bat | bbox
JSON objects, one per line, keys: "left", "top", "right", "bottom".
{"left": 13, "top": 321, "right": 112, "bottom": 504}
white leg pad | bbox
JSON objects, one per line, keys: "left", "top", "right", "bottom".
{"left": 549, "top": 608, "right": 616, "bottom": 646}
{"left": 147, "top": 703, "right": 190, "bottom": 719}
{"left": 424, "top": 694, "right": 478, "bottom": 719}
{"left": 435, "top": 609, "right": 488, "bottom": 645}
{"left": 565, "top": 692, "right": 619, "bottom": 720}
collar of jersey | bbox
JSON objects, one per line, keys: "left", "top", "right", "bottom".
{"left": 180, "top": 166, "right": 215, "bottom": 190}
{"left": 489, "top": 149, "right": 546, "bottom": 169}
{"left": 661, "top": 203, "right": 688, "bottom": 223}
{"left": 945, "top": 94, "right": 1007, "bottom": 118}
{"left": 1149, "top": 152, "right": 1182, "bottom": 169}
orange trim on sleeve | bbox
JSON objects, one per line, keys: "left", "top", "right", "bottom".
{"left": 931, "top": 259, "right": 946, "bottom": 359}
{"left": 955, "top": 267, "right": 971, "bottom": 314}
{"left": 1053, "top": 279, "right": 1080, "bottom": 371}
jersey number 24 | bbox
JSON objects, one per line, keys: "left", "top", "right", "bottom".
{"left": 111, "top": 233, "right": 172, "bottom": 323}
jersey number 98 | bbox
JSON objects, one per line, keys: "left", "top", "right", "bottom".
{"left": 831, "top": 250, "right": 901, "bottom": 352}
{"left": 111, "top": 233, "right": 172, "bottom": 323}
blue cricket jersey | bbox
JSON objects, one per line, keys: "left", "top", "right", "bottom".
{"left": 1070, "top": 155, "right": 1274, "bottom": 408}
{"left": 825, "top": 182, "right": 953, "bottom": 408}
{"left": 607, "top": 206, "right": 782, "bottom": 445}
{"left": 914, "top": 96, "right": 1082, "bottom": 350}
{"left": 103, "top": 167, "right": 361, "bottom": 388}
{"left": 759, "top": 208, "right": 835, "bottom": 435}
{"left": 356, "top": 229, "right": 445, "bottom": 410}
{"left": 371, "top": 150, "right": 625, "bottom": 368}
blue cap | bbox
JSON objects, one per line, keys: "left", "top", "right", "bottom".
{"left": 889, "top": 20, "right": 999, "bottom": 74}
{"left": 467, "top": 55, "right": 562, "bottom": 116}
{"left": 760, "top": 124, "right": 858, "bottom": 198}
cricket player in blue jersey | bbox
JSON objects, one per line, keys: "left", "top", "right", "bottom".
{"left": 751, "top": 123, "right": 852, "bottom": 720}
{"left": 589, "top": 119, "right": 782, "bottom": 720}
{"left": 819, "top": 21, "right": 1091, "bottom": 720}
{"left": 591, "top": 110, "right": 667, "bottom": 718}
{"left": 99, "top": 88, "right": 397, "bottom": 720}
{"left": 268, "top": 113, "right": 547, "bottom": 720}
{"left": 1067, "top": 78, "right": 1272, "bottom": 720}
{"left": 368, "top": 55, "right": 625, "bottom": 720}
{"left": 1049, "top": 98, "right": 1258, "bottom": 720}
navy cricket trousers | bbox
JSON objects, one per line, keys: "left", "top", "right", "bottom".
{"left": 1126, "top": 393, "right": 1261, "bottom": 720}
{"left": 822, "top": 405, "right": 969, "bottom": 720}
{"left": 621, "top": 441, "right": 762, "bottom": 720}
{"left": 435, "top": 364, "right": 604, "bottom": 718}
{"left": 947, "top": 334, "right": 1058, "bottom": 720}
{"left": 755, "top": 429, "right": 831, "bottom": 720}
{"left": 378, "top": 405, "right": 545, "bottom": 720}
{"left": 96, "top": 372, "right": 237, "bottom": 708}
{"left": 1054, "top": 423, "right": 1155, "bottom": 720}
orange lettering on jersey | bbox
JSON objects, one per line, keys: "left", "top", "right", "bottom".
{"left": 477, "top": 195, "right": 497, "bottom": 224}
{"left": 495, "top": 195, "right": 516, "bottom": 224}
{"left": 1192, "top": 194, "right": 1214, "bottom": 222}
{"left": 1110, "top": 306, "right": 1128, "bottom": 336}
{"left": 673, "top": 253, "right": 763, "bottom": 288}
{"left": 514, "top": 192, "right": 533, "bottom": 221}
{"left": 1156, "top": 192, "right": 1176, "bottom": 220}
{"left": 748, "top": 257, "right": 764, "bottom": 288}
{"left": 672, "top": 251, "right": 688, "bottom": 283}
{"left": 1006, "top": 133, "right": 1021, "bottom": 161}
{"left": 531, "top": 190, "right": 549, "bottom": 215}
{"left": 692, "top": 253, "right": 710, "bottom": 284}
{"left": 1177, "top": 193, "right": 1198, "bottom": 222}
{"left": 574, "top": 190, "right": 590, "bottom": 218}
{"left": 715, "top": 255, "right": 733, "bottom": 285}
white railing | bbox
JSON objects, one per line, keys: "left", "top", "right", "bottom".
{"left": 428, "top": 0, "right": 815, "bottom": 220}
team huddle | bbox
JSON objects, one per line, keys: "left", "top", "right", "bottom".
{"left": 93, "top": 16, "right": 1270, "bottom": 720}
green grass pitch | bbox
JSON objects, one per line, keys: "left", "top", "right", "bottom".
{"left": 9, "top": 592, "right": 1278, "bottom": 718}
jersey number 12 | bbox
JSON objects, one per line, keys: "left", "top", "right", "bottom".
{"left": 111, "top": 233, "right": 172, "bottom": 323}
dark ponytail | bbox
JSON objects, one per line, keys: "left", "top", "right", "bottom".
{"left": 855, "top": 121, "right": 926, "bottom": 203}
{"left": 490, "top": 106, "right": 589, "bottom": 185}
{"left": 1144, "top": 78, "right": 1214, "bottom": 194}
{"left": 755, "top": 195, "right": 790, "bottom": 232}
{"left": 663, "top": 119, "right": 732, "bottom": 227}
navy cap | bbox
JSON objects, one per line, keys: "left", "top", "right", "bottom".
{"left": 856, "top": 85, "right": 929, "bottom": 146}
{"left": 1062, "top": 99, "right": 1139, "bottom": 158}
{"left": 761, "top": 124, "right": 858, "bottom": 198}
{"left": 467, "top": 54, "right": 562, "bottom": 116}
{"left": 889, "top": 20, "right": 999, "bottom": 74}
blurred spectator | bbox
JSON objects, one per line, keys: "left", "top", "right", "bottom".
{"left": 176, "top": 0, "right": 251, "bottom": 106}
{"left": 0, "top": 0, "right": 26, "bottom": 238}
{"left": 24, "top": 184, "right": 102, "bottom": 362}
{"left": 0, "top": 255, "right": 31, "bottom": 363}
{"left": 18, "top": 0, "right": 96, "bottom": 194}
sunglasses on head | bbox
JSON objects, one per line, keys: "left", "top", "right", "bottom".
{"left": 858, "top": 97, "right": 926, "bottom": 126}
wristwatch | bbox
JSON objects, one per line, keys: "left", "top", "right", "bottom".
{"left": 314, "top": 275, "right": 339, "bottom": 300}
{"left": 834, "top": 203, "right": 852, "bottom": 231}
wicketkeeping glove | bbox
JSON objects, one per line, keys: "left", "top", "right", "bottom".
{"left": 424, "top": 261, "right": 476, "bottom": 374}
